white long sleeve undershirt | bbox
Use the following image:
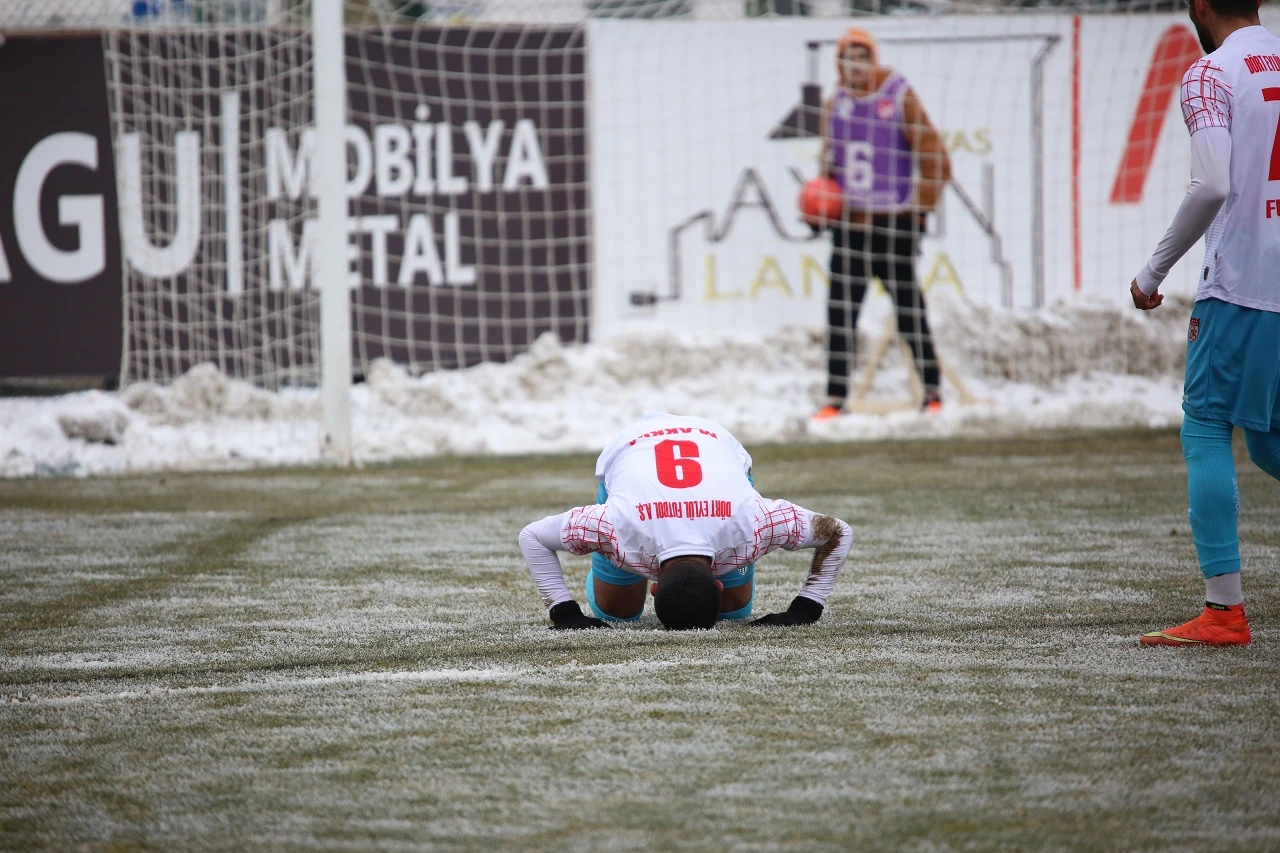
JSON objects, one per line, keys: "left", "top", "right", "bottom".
{"left": 1135, "top": 126, "right": 1231, "bottom": 296}
{"left": 519, "top": 512, "right": 576, "bottom": 609}
{"left": 795, "top": 516, "right": 853, "bottom": 607}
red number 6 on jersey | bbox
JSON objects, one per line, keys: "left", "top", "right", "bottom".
{"left": 654, "top": 439, "right": 703, "bottom": 489}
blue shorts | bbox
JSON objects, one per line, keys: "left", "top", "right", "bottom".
{"left": 1183, "top": 298, "right": 1280, "bottom": 432}
{"left": 589, "top": 481, "right": 755, "bottom": 590}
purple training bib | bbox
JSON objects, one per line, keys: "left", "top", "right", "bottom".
{"left": 828, "top": 74, "right": 914, "bottom": 212}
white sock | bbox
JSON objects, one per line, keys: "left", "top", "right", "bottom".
{"left": 1205, "top": 572, "right": 1243, "bottom": 606}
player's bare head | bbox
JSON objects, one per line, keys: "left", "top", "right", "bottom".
{"left": 836, "top": 27, "right": 878, "bottom": 89}
{"left": 653, "top": 557, "right": 719, "bottom": 631}
{"left": 1190, "top": 0, "right": 1261, "bottom": 51}
{"left": 1200, "top": 0, "right": 1262, "bottom": 18}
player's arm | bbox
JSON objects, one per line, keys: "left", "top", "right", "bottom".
{"left": 751, "top": 504, "right": 854, "bottom": 627}
{"left": 1132, "top": 128, "right": 1230, "bottom": 306}
{"left": 902, "top": 87, "right": 951, "bottom": 213}
{"left": 818, "top": 93, "right": 835, "bottom": 180}
{"left": 807, "top": 95, "right": 840, "bottom": 235}
{"left": 1132, "top": 60, "right": 1232, "bottom": 308}
{"left": 518, "top": 510, "right": 609, "bottom": 630}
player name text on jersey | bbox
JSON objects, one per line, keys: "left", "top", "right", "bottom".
{"left": 628, "top": 426, "right": 718, "bottom": 446}
{"left": 636, "top": 500, "right": 734, "bottom": 521}
{"left": 1244, "top": 53, "right": 1280, "bottom": 73}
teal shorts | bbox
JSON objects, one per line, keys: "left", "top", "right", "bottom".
{"left": 590, "top": 481, "right": 755, "bottom": 590}
{"left": 1183, "top": 298, "right": 1280, "bottom": 432}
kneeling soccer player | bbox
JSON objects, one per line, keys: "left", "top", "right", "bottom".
{"left": 518, "top": 412, "right": 853, "bottom": 630}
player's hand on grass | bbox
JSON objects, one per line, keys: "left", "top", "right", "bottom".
{"left": 750, "top": 595, "right": 823, "bottom": 627}
{"left": 1130, "top": 279, "right": 1164, "bottom": 311}
{"left": 548, "top": 600, "right": 610, "bottom": 630}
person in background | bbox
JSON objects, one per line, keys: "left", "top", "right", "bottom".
{"left": 807, "top": 27, "right": 951, "bottom": 419}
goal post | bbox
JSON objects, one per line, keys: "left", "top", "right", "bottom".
{"left": 314, "top": 0, "right": 353, "bottom": 461}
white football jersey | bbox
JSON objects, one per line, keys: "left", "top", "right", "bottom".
{"left": 566, "top": 413, "right": 810, "bottom": 577}
{"left": 1183, "top": 25, "right": 1280, "bottom": 312}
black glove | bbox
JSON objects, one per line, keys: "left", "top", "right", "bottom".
{"left": 548, "top": 600, "right": 610, "bottom": 631}
{"left": 750, "top": 596, "right": 824, "bottom": 627}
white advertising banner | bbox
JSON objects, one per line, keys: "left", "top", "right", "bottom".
{"left": 589, "top": 13, "right": 1215, "bottom": 340}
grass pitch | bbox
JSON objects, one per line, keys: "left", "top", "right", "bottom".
{"left": 2, "top": 430, "right": 1279, "bottom": 851}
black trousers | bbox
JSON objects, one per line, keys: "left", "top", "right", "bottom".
{"left": 825, "top": 213, "right": 940, "bottom": 401}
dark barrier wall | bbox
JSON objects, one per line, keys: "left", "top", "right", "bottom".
{"left": 1, "top": 28, "right": 590, "bottom": 381}
{"left": 0, "top": 36, "right": 124, "bottom": 378}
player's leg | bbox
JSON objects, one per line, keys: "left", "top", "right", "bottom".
{"left": 586, "top": 481, "right": 645, "bottom": 621}
{"left": 819, "top": 220, "right": 870, "bottom": 417}
{"left": 1143, "top": 298, "right": 1257, "bottom": 646}
{"left": 1181, "top": 413, "right": 1241, "bottom": 582}
{"left": 718, "top": 469, "right": 759, "bottom": 619}
{"left": 587, "top": 566, "right": 646, "bottom": 622}
{"left": 884, "top": 213, "right": 941, "bottom": 407}
{"left": 1244, "top": 428, "right": 1280, "bottom": 481}
{"left": 717, "top": 568, "right": 754, "bottom": 620}
{"left": 1140, "top": 412, "right": 1251, "bottom": 646}
{"left": 1242, "top": 303, "right": 1280, "bottom": 480}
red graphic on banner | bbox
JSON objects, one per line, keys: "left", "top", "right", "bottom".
{"left": 1110, "top": 24, "right": 1202, "bottom": 204}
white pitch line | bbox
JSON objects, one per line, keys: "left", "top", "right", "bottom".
{"left": 3, "top": 659, "right": 692, "bottom": 707}
{"left": 5, "top": 668, "right": 516, "bottom": 706}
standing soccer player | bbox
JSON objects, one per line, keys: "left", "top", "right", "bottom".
{"left": 1131, "top": 0, "right": 1280, "bottom": 646}
{"left": 808, "top": 27, "right": 951, "bottom": 419}
{"left": 518, "top": 413, "right": 853, "bottom": 631}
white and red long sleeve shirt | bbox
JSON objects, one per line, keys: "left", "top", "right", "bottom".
{"left": 1137, "top": 25, "right": 1280, "bottom": 312}
{"left": 519, "top": 413, "right": 852, "bottom": 610}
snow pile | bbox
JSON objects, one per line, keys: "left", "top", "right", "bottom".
{"left": 122, "top": 363, "right": 297, "bottom": 424}
{"left": 54, "top": 391, "right": 131, "bottom": 446}
{"left": 924, "top": 287, "right": 1188, "bottom": 383}
{"left": 0, "top": 297, "right": 1190, "bottom": 478}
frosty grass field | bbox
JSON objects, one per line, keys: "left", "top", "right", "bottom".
{"left": 2, "top": 429, "right": 1278, "bottom": 850}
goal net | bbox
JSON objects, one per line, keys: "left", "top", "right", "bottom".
{"left": 99, "top": 1, "right": 589, "bottom": 390}
{"left": 7, "top": 0, "right": 1239, "bottom": 409}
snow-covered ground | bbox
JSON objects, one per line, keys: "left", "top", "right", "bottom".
{"left": 0, "top": 292, "right": 1191, "bottom": 478}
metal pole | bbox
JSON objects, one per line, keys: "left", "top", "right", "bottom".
{"left": 313, "top": 0, "right": 352, "bottom": 462}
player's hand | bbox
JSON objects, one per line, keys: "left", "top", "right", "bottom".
{"left": 802, "top": 216, "right": 829, "bottom": 236}
{"left": 1130, "top": 279, "right": 1164, "bottom": 311}
{"left": 750, "top": 595, "right": 824, "bottom": 627}
{"left": 548, "top": 600, "right": 610, "bottom": 630}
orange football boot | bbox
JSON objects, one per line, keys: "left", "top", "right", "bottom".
{"left": 812, "top": 404, "right": 843, "bottom": 421}
{"left": 1140, "top": 603, "right": 1251, "bottom": 646}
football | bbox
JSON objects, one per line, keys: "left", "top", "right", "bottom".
{"left": 798, "top": 176, "right": 844, "bottom": 222}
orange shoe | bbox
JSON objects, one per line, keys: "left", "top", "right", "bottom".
{"left": 1140, "top": 603, "right": 1251, "bottom": 646}
{"left": 922, "top": 391, "right": 942, "bottom": 413}
{"left": 812, "top": 405, "right": 843, "bottom": 421}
